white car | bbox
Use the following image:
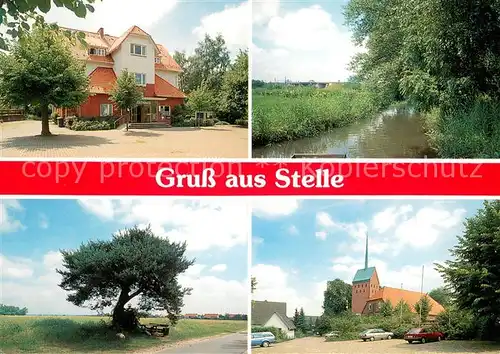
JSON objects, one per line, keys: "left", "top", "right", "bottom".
{"left": 324, "top": 331, "right": 340, "bottom": 338}
{"left": 360, "top": 328, "right": 394, "bottom": 341}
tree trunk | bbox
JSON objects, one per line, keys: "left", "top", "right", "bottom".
{"left": 112, "top": 288, "right": 130, "bottom": 329}
{"left": 40, "top": 104, "right": 51, "bottom": 136}
{"left": 126, "top": 108, "right": 129, "bottom": 131}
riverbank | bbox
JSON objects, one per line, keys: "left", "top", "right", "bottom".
{"left": 252, "top": 85, "right": 380, "bottom": 147}
{"left": 422, "top": 100, "right": 500, "bottom": 158}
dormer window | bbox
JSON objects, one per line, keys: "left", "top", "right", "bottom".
{"left": 130, "top": 44, "right": 146, "bottom": 57}
{"left": 155, "top": 57, "right": 161, "bottom": 64}
{"left": 89, "top": 48, "right": 106, "bottom": 56}
{"left": 134, "top": 73, "right": 146, "bottom": 85}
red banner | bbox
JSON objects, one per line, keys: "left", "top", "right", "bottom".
{"left": 0, "top": 160, "right": 498, "bottom": 196}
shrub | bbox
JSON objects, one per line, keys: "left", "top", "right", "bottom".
{"left": 234, "top": 119, "right": 248, "bottom": 127}
{"left": 50, "top": 112, "right": 59, "bottom": 124}
{"left": 201, "top": 118, "right": 215, "bottom": 127}
{"left": 432, "top": 306, "right": 478, "bottom": 340}
{"left": 71, "top": 119, "right": 112, "bottom": 131}
{"left": 25, "top": 114, "right": 40, "bottom": 121}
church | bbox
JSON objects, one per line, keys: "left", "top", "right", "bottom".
{"left": 351, "top": 235, "right": 444, "bottom": 319}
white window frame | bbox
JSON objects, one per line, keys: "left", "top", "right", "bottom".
{"left": 130, "top": 43, "right": 146, "bottom": 57}
{"left": 155, "top": 57, "right": 161, "bottom": 64}
{"left": 100, "top": 103, "right": 113, "bottom": 117}
{"left": 159, "top": 105, "right": 171, "bottom": 116}
{"left": 134, "top": 73, "right": 146, "bottom": 85}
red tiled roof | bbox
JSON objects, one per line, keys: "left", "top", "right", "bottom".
{"left": 88, "top": 67, "right": 117, "bottom": 94}
{"left": 368, "top": 287, "right": 445, "bottom": 316}
{"left": 61, "top": 26, "right": 181, "bottom": 72}
{"left": 144, "top": 75, "right": 186, "bottom": 99}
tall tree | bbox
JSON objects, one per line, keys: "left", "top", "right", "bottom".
{"left": 0, "top": 24, "right": 88, "bottom": 135}
{"left": 323, "top": 279, "right": 352, "bottom": 316}
{"left": 414, "top": 296, "right": 433, "bottom": 323}
{"left": 429, "top": 287, "right": 453, "bottom": 308}
{"left": 172, "top": 50, "right": 188, "bottom": 92}
{"left": 394, "top": 299, "right": 413, "bottom": 322}
{"left": 0, "top": 0, "right": 96, "bottom": 49}
{"left": 436, "top": 200, "right": 500, "bottom": 339}
{"left": 292, "top": 308, "right": 300, "bottom": 328}
{"left": 298, "top": 307, "right": 307, "bottom": 332}
{"left": 58, "top": 225, "right": 194, "bottom": 329}
{"left": 219, "top": 50, "right": 248, "bottom": 123}
{"left": 110, "top": 70, "right": 143, "bottom": 131}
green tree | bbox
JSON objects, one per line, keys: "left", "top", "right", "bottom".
{"left": 429, "top": 287, "right": 453, "bottom": 308}
{"left": 218, "top": 50, "right": 248, "bottom": 123}
{"left": 379, "top": 300, "right": 393, "bottom": 317}
{"left": 0, "top": 304, "right": 28, "bottom": 315}
{"left": 57, "top": 225, "right": 194, "bottom": 329}
{"left": 298, "top": 307, "right": 307, "bottom": 332}
{"left": 315, "top": 315, "right": 331, "bottom": 335}
{"left": 0, "top": 24, "right": 88, "bottom": 135}
{"left": 186, "top": 82, "right": 217, "bottom": 112}
{"left": 292, "top": 308, "right": 300, "bottom": 328}
{"left": 172, "top": 50, "right": 188, "bottom": 92}
{"left": 436, "top": 200, "right": 500, "bottom": 339}
{"left": 414, "top": 296, "right": 433, "bottom": 323}
{"left": 0, "top": 0, "right": 96, "bottom": 49}
{"left": 323, "top": 279, "right": 352, "bottom": 316}
{"left": 110, "top": 70, "right": 143, "bottom": 131}
{"left": 393, "top": 299, "right": 413, "bottom": 322}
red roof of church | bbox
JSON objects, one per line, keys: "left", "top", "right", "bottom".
{"left": 367, "top": 287, "right": 445, "bottom": 316}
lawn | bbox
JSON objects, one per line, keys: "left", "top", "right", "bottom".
{"left": 0, "top": 316, "right": 247, "bottom": 353}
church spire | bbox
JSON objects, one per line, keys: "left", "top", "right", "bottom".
{"left": 364, "top": 232, "right": 368, "bottom": 269}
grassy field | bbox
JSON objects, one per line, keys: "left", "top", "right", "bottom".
{"left": 252, "top": 85, "right": 380, "bottom": 146}
{"left": 0, "top": 316, "right": 247, "bottom": 353}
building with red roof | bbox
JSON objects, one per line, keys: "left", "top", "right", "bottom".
{"left": 351, "top": 235, "right": 445, "bottom": 320}
{"left": 56, "top": 25, "right": 186, "bottom": 123}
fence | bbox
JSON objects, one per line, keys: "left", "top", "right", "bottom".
{"left": 0, "top": 109, "right": 24, "bottom": 122}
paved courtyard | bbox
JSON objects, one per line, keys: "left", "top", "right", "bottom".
{"left": 252, "top": 337, "right": 500, "bottom": 353}
{"left": 0, "top": 121, "right": 248, "bottom": 158}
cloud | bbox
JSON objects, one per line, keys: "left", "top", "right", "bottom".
{"left": 38, "top": 213, "right": 49, "bottom": 229}
{"left": 0, "top": 199, "right": 24, "bottom": 234}
{"left": 210, "top": 264, "right": 228, "bottom": 272}
{"left": 315, "top": 231, "right": 327, "bottom": 240}
{"left": 253, "top": 198, "right": 300, "bottom": 219}
{"left": 252, "top": 263, "right": 326, "bottom": 316}
{"left": 44, "top": 0, "right": 179, "bottom": 36}
{"left": 0, "top": 254, "right": 34, "bottom": 279}
{"left": 315, "top": 210, "right": 367, "bottom": 242}
{"left": 287, "top": 225, "right": 299, "bottom": 235}
{"left": 253, "top": 4, "right": 364, "bottom": 81}
{"left": 77, "top": 199, "right": 248, "bottom": 252}
{"left": 193, "top": 1, "right": 249, "bottom": 53}
{"left": 372, "top": 205, "right": 413, "bottom": 233}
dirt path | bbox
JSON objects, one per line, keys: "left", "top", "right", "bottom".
{"left": 0, "top": 121, "right": 248, "bottom": 158}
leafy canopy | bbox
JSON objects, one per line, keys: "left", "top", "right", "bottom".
{"left": 58, "top": 226, "right": 194, "bottom": 327}
{"left": 323, "top": 279, "right": 352, "bottom": 316}
{"left": 110, "top": 70, "right": 143, "bottom": 111}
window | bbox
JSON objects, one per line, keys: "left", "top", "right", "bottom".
{"left": 368, "top": 304, "right": 372, "bottom": 311}
{"left": 159, "top": 105, "right": 171, "bottom": 116}
{"left": 89, "top": 48, "right": 106, "bottom": 56}
{"left": 134, "top": 73, "right": 146, "bottom": 85}
{"left": 155, "top": 57, "right": 161, "bottom": 64}
{"left": 100, "top": 104, "right": 113, "bottom": 117}
{"left": 130, "top": 43, "right": 147, "bottom": 56}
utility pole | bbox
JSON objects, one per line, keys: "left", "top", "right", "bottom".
{"left": 420, "top": 265, "right": 424, "bottom": 325}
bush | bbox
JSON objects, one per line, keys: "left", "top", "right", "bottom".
{"left": 432, "top": 307, "right": 478, "bottom": 340}
{"left": 25, "top": 114, "right": 40, "bottom": 121}
{"left": 234, "top": 119, "right": 248, "bottom": 127}
{"left": 201, "top": 118, "right": 215, "bottom": 127}
{"left": 71, "top": 119, "right": 112, "bottom": 131}
{"left": 51, "top": 112, "right": 59, "bottom": 124}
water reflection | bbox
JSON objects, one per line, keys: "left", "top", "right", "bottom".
{"left": 252, "top": 109, "right": 436, "bottom": 158}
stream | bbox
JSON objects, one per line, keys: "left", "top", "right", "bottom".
{"left": 252, "top": 108, "right": 437, "bottom": 158}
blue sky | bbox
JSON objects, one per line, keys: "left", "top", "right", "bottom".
{"left": 252, "top": 199, "right": 484, "bottom": 316}
{"left": 1, "top": 199, "right": 248, "bottom": 315}
{"left": 43, "top": 0, "right": 249, "bottom": 54}
{"left": 253, "top": 0, "right": 360, "bottom": 81}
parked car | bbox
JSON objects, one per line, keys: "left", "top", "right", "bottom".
{"left": 404, "top": 328, "right": 444, "bottom": 344}
{"left": 324, "top": 331, "right": 340, "bottom": 338}
{"left": 251, "top": 332, "right": 276, "bottom": 347}
{"left": 360, "top": 328, "right": 394, "bottom": 341}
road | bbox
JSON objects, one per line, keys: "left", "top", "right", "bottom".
{"left": 252, "top": 337, "right": 500, "bottom": 353}
{"left": 157, "top": 333, "right": 247, "bottom": 354}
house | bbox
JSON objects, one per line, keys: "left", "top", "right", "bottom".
{"left": 56, "top": 25, "right": 186, "bottom": 125}
{"left": 203, "top": 313, "right": 219, "bottom": 319}
{"left": 183, "top": 313, "right": 198, "bottom": 319}
{"left": 351, "top": 235, "right": 445, "bottom": 320}
{"left": 252, "top": 300, "right": 296, "bottom": 339}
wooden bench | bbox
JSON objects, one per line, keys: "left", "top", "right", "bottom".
{"left": 291, "top": 153, "right": 347, "bottom": 158}
{"left": 143, "top": 323, "right": 170, "bottom": 336}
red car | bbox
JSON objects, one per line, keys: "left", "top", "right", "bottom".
{"left": 404, "top": 328, "right": 444, "bottom": 344}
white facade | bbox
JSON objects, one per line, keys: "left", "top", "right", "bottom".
{"left": 264, "top": 313, "right": 295, "bottom": 339}
{"left": 112, "top": 34, "right": 156, "bottom": 85}
{"left": 157, "top": 70, "right": 180, "bottom": 88}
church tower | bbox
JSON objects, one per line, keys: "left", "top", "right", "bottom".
{"left": 351, "top": 233, "right": 380, "bottom": 313}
